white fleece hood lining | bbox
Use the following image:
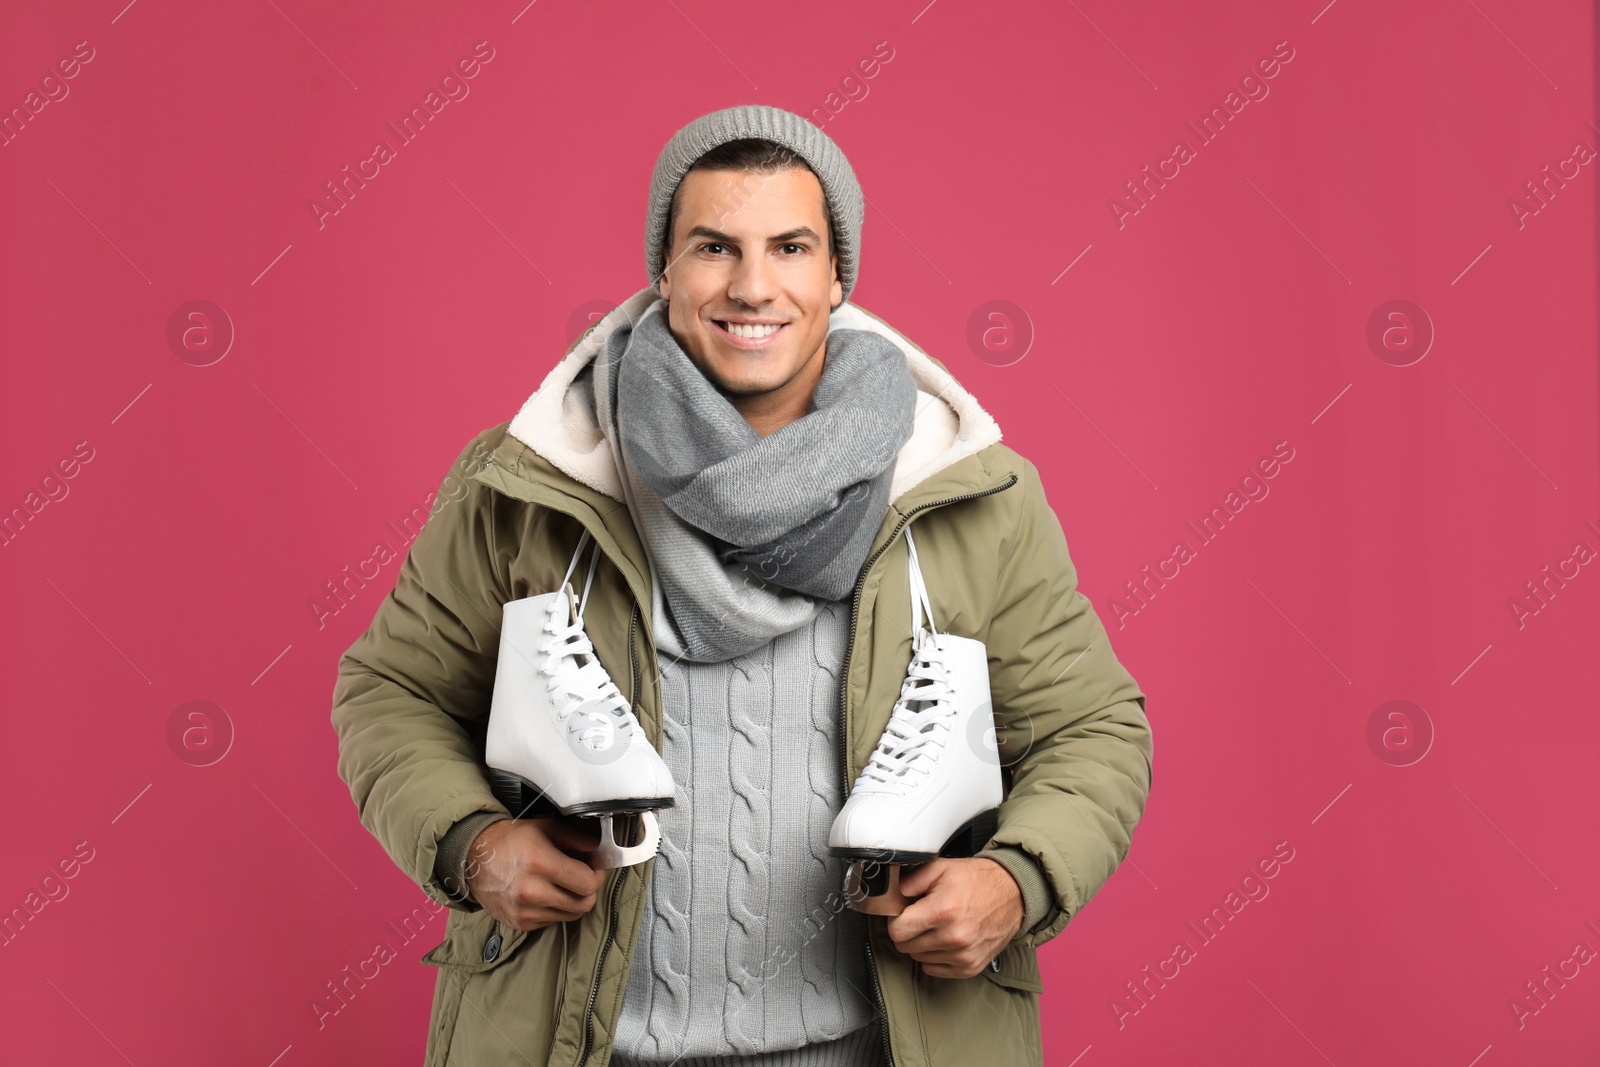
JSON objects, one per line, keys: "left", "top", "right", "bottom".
{"left": 505, "top": 288, "right": 1002, "bottom": 505}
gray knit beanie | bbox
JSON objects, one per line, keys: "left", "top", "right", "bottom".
{"left": 644, "top": 104, "right": 865, "bottom": 303}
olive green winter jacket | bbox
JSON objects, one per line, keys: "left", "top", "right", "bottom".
{"left": 330, "top": 291, "right": 1153, "bottom": 1067}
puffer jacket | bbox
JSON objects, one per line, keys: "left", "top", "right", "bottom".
{"left": 330, "top": 288, "right": 1153, "bottom": 1067}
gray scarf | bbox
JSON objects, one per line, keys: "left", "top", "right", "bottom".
{"left": 588, "top": 301, "right": 918, "bottom": 663}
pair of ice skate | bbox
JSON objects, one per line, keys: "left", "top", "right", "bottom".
{"left": 483, "top": 526, "right": 1002, "bottom": 914}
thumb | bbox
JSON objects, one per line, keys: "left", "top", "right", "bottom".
{"left": 896, "top": 858, "right": 947, "bottom": 899}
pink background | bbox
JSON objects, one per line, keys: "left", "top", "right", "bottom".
{"left": 3, "top": 0, "right": 1597, "bottom": 1064}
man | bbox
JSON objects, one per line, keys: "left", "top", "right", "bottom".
{"left": 331, "top": 104, "right": 1152, "bottom": 1067}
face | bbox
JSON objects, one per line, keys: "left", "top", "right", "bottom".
{"left": 658, "top": 166, "right": 842, "bottom": 421}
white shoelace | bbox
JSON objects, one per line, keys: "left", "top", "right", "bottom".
{"left": 857, "top": 632, "right": 957, "bottom": 790}
{"left": 854, "top": 525, "right": 957, "bottom": 792}
{"left": 535, "top": 529, "right": 636, "bottom": 752}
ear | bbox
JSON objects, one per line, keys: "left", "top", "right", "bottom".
{"left": 829, "top": 253, "right": 843, "bottom": 309}
{"left": 658, "top": 245, "right": 673, "bottom": 300}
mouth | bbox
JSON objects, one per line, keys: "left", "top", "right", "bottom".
{"left": 712, "top": 319, "right": 788, "bottom": 350}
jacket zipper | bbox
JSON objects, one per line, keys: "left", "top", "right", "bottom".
{"left": 576, "top": 600, "right": 643, "bottom": 1067}
{"left": 836, "top": 473, "right": 1019, "bottom": 1067}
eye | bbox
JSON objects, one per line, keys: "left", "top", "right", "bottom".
{"left": 698, "top": 242, "right": 729, "bottom": 255}
{"left": 779, "top": 243, "right": 806, "bottom": 255}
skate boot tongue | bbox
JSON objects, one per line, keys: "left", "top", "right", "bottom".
{"left": 856, "top": 626, "right": 956, "bottom": 792}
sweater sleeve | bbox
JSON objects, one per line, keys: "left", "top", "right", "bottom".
{"left": 433, "top": 811, "right": 515, "bottom": 904}
{"left": 977, "top": 845, "right": 1055, "bottom": 937}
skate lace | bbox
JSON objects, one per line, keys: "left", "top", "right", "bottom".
{"left": 856, "top": 526, "right": 956, "bottom": 792}
{"left": 537, "top": 531, "right": 639, "bottom": 752}
{"left": 858, "top": 634, "right": 956, "bottom": 789}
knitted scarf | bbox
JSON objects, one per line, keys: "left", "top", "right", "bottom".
{"left": 588, "top": 300, "right": 918, "bottom": 663}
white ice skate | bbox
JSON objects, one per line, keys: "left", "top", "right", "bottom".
{"left": 485, "top": 528, "right": 676, "bottom": 869}
{"left": 829, "top": 525, "right": 1004, "bottom": 914}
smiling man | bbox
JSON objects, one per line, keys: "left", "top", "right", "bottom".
{"left": 331, "top": 104, "right": 1153, "bottom": 1067}
{"left": 656, "top": 161, "right": 839, "bottom": 437}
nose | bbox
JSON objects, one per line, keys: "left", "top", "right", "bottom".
{"left": 727, "top": 249, "right": 778, "bottom": 308}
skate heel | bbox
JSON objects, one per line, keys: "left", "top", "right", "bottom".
{"left": 486, "top": 768, "right": 560, "bottom": 820}
{"left": 486, "top": 767, "right": 524, "bottom": 813}
{"left": 939, "top": 807, "right": 999, "bottom": 858}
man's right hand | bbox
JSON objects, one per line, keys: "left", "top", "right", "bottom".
{"left": 464, "top": 818, "right": 609, "bottom": 931}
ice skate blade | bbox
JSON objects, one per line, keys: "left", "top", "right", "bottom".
{"left": 581, "top": 810, "right": 662, "bottom": 870}
{"left": 843, "top": 860, "right": 917, "bottom": 916}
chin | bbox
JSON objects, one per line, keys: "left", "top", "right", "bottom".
{"left": 709, "top": 366, "right": 787, "bottom": 396}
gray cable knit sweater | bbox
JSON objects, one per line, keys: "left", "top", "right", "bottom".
{"left": 611, "top": 599, "right": 881, "bottom": 1065}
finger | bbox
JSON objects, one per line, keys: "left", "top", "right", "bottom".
{"left": 542, "top": 852, "right": 608, "bottom": 897}
{"left": 887, "top": 894, "right": 950, "bottom": 945}
{"left": 905, "top": 942, "right": 973, "bottom": 965}
{"left": 886, "top": 899, "right": 935, "bottom": 945}
{"left": 892, "top": 925, "right": 962, "bottom": 956}
{"left": 514, "top": 880, "right": 597, "bottom": 921}
{"left": 896, "top": 859, "right": 947, "bottom": 898}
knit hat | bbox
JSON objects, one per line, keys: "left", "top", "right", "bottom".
{"left": 644, "top": 104, "right": 865, "bottom": 303}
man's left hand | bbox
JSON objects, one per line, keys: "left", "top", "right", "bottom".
{"left": 885, "top": 857, "right": 1024, "bottom": 979}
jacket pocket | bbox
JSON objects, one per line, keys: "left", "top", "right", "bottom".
{"left": 421, "top": 906, "right": 531, "bottom": 973}
{"left": 981, "top": 941, "right": 1044, "bottom": 994}
{"left": 420, "top": 908, "right": 533, "bottom": 1067}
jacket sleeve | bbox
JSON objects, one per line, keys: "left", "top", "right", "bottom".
{"left": 979, "top": 457, "right": 1154, "bottom": 948}
{"left": 330, "top": 429, "right": 515, "bottom": 913}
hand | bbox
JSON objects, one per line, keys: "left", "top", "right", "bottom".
{"left": 464, "top": 818, "right": 609, "bottom": 932}
{"left": 885, "top": 857, "right": 1024, "bottom": 979}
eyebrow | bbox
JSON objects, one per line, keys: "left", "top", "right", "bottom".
{"left": 684, "top": 225, "right": 823, "bottom": 246}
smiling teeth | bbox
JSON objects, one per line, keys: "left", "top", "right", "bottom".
{"left": 724, "top": 322, "right": 781, "bottom": 339}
